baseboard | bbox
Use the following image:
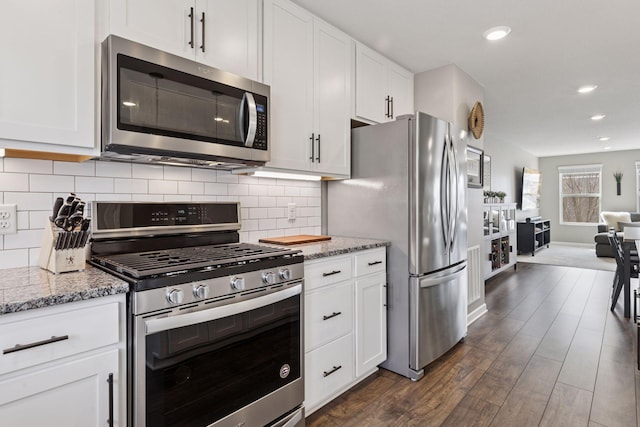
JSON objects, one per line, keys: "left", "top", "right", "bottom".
{"left": 467, "top": 303, "right": 487, "bottom": 325}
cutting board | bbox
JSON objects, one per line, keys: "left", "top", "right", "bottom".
{"left": 259, "top": 234, "right": 332, "bottom": 245}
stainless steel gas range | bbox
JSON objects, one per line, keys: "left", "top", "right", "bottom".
{"left": 89, "top": 201, "right": 305, "bottom": 427}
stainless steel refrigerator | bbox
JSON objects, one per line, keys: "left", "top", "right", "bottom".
{"left": 326, "top": 112, "right": 468, "bottom": 380}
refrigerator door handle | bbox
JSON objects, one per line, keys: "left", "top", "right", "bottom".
{"left": 418, "top": 263, "right": 467, "bottom": 289}
{"left": 440, "top": 135, "right": 450, "bottom": 250}
{"left": 448, "top": 136, "right": 459, "bottom": 250}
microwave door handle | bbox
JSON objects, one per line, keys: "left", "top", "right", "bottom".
{"left": 240, "top": 92, "right": 257, "bottom": 147}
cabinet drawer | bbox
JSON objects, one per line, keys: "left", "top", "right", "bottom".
{"left": 305, "top": 333, "right": 354, "bottom": 409}
{"left": 304, "top": 255, "right": 352, "bottom": 291}
{"left": 305, "top": 282, "right": 353, "bottom": 351}
{"left": 354, "top": 248, "right": 386, "bottom": 277}
{"left": 0, "top": 302, "right": 119, "bottom": 375}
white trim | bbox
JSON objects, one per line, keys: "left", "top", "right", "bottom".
{"left": 558, "top": 164, "right": 602, "bottom": 225}
{"left": 467, "top": 304, "right": 488, "bottom": 325}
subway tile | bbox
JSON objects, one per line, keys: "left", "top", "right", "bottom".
{"left": 191, "top": 169, "right": 218, "bottom": 182}
{"left": 241, "top": 219, "right": 260, "bottom": 231}
{"left": 0, "top": 158, "right": 4, "bottom": 172}
{"left": 4, "top": 158, "right": 52, "bottom": 174}
{"left": 0, "top": 173, "right": 29, "bottom": 191}
{"left": 276, "top": 197, "right": 293, "bottom": 207}
{"left": 250, "top": 208, "right": 268, "bottom": 219}
{"left": 149, "top": 180, "right": 178, "bottom": 194}
{"left": 30, "top": 174, "right": 75, "bottom": 193}
{"left": 164, "top": 195, "right": 192, "bottom": 202}
{"left": 308, "top": 217, "right": 321, "bottom": 226}
{"left": 277, "top": 218, "right": 292, "bottom": 229}
{"left": 248, "top": 185, "right": 269, "bottom": 196}
{"left": 307, "top": 197, "right": 321, "bottom": 207}
{"left": 29, "top": 211, "right": 50, "bottom": 229}
{"left": 132, "top": 164, "right": 164, "bottom": 179}
{"left": 4, "top": 192, "right": 53, "bottom": 211}
{"left": 285, "top": 186, "right": 300, "bottom": 197}
{"left": 267, "top": 186, "right": 285, "bottom": 196}
{"left": 4, "top": 229, "right": 43, "bottom": 250}
{"left": 133, "top": 194, "right": 164, "bottom": 202}
{"left": 228, "top": 184, "right": 249, "bottom": 196}
{"left": 192, "top": 195, "right": 218, "bottom": 202}
{"left": 76, "top": 176, "right": 114, "bottom": 193}
{"left": 238, "top": 175, "right": 263, "bottom": 185}
{"left": 17, "top": 211, "right": 29, "bottom": 230}
{"left": 29, "top": 248, "right": 40, "bottom": 267}
{"left": 238, "top": 196, "right": 259, "bottom": 207}
{"left": 74, "top": 193, "right": 96, "bottom": 203}
{"left": 0, "top": 249, "right": 29, "bottom": 269}
{"left": 115, "top": 178, "right": 147, "bottom": 194}
{"left": 204, "top": 183, "right": 228, "bottom": 195}
{"left": 164, "top": 166, "right": 191, "bottom": 181}
{"left": 300, "top": 187, "right": 321, "bottom": 197}
{"left": 239, "top": 231, "right": 249, "bottom": 242}
{"left": 240, "top": 208, "right": 249, "bottom": 219}
{"left": 179, "top": 181, "right": 204, "bottom": 195}
{"left": 268, "top": 208, "right": 285, "bottom": 218}
{"left": 216, "top": 171, "right": 239, "bottom": 183}
{"left": 284, "top": 228, "right": 302, "bottom": 236}
{"left": 292, "top": 197, "right": 308, "bottom": 207}
{"left": 248, "top": 230, "right": 270, "bottom": 242}
{"left": 96, "top": 161, "right": 132, "bottom": 178}
{"left": 217, "top": 195, "right": 240, "bottom": 203}
{"left": 54, "top": 160, "right": 95, "bottom": 176}
{"left": 299, "top": 207, "right": 315, "bottom": 217}
{"left": 96, "top": 193, "right": 133, "bottom": 202}
{"left": 259, "top": 196, "right": 277, "bottom": 208}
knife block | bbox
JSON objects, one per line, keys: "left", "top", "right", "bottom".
{"left": 38, "top": 220, "right": 87, "bottom": 274}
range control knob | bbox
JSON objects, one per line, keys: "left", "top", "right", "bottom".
{"left": 230, "top": 277, "right": 245, "bottom": 290}
{"left": 193, "top": 284, "right": 209, "bottom": 299}
{"left": 279, "top": 268, "right": 292, "bottom": 281}
{"left": 262, "top": 271, "right": 276, "bottom": 285}
{"left": 166, "top": 289, "right": 184, "bottom": 305}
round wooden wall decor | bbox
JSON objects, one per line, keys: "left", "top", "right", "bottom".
{"left": 469, "top": 101, "right": 485, "bottom": 139}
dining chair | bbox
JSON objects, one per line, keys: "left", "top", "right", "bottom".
{"left": 609, "top": 230, "right": 640, "bottom": 311}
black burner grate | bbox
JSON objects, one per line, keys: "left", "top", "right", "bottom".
{"left": 92, "top": 243, "right": 297, "bottom": 278}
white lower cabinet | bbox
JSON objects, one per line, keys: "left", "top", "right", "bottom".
{"left": 304, "top": 247, "right": 387, "bottom": 414}
{"left": 0, "top": 295, "right": 125, "bottom": 427}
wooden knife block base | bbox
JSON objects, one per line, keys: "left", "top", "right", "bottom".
{"left": 38, "top": 220, "right": 87, "bottom": 274}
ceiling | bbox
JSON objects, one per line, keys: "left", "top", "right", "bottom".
{"left": 291, "top": 0, "right": 640, "bottom": 158}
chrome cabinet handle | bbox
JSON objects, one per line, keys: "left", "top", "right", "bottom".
{"left": 322, "top": 311, "right": 342, "bottom": 321}
{"left": 107, "top": 373, "right": 114, "bottom": 427}
{"left": 3, "top": 334, "right": 69, "bottom": 355}
{"left": 322, "top": 270, "right": 341, "bottom": 277}
{"left": 323, "top": 365, "right": 342, "bottom": 377}
{"left": 309, "top": 133, "right": 315, "bottom": 162}
{"left": 188, "top": 7, "right": 195, "bottom": 48}
{"left": 315, "top": 134, "right": 321, "bottom": 162}
{"left": 368, "top": 260, "right": 382, "bottom": 266}
{"left": 200, "top": 12, "right": 206, "bottom": 52}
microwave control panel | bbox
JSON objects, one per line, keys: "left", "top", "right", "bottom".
{"left": 253, "top": 96, "right": 268, "bottom": 150}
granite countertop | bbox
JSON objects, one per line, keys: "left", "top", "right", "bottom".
{"left": 0, "top": 265, "right": 129, "bottom": 315}
{"left": 265, "top": 236, "right": 390, "bottom": 260}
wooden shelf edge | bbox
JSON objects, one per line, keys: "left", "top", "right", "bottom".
{"left": 1, "top": 148, "right": 93, "bottom": 162}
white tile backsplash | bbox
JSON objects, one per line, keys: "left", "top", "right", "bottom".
{"left": 0, "top": 159, "right": 321, "bottom": 268}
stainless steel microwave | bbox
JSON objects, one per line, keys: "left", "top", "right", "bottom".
{"left": 100, "top": 35, "right": 269, "bottom": 169}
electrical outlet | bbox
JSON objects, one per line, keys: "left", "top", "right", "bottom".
{"left": 0, "top": 204, "right": 17, "bottom": 234}
{"left": 287, "top": 203, "right": 296, "bottom": 221}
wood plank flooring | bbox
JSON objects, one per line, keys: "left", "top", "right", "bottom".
{"left": 306, "top": 263, "right": 639, "bottom": 427}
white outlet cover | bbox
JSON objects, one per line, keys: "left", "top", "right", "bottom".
{"left": 0, "top": 204, "right": 17, "bottom": 234}
{"left": 287, "top": 203, "right": 296, "bottom": 220}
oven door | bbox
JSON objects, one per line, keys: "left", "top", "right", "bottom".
{"left": 133, "top": 284, "right": 304, "bottom": 427}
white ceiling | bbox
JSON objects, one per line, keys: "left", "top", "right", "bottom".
{"left": 291, "top": 0, "right": 640, "bottom": 158}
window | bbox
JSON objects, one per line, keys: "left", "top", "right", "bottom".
{"left": 558, "top": 164, "right": 602, "bottom": 224}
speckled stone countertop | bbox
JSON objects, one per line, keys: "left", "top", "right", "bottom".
{"left": 0, "top": 265, "right": 129, "bottom": 315}
{"left": 264, "top": 236, "right": 390, "bottom": 260}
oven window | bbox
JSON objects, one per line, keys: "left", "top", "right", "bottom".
{"left": 144, "top": 294, "right": 301, "bottom": 427}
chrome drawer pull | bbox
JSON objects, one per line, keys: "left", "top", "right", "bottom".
{"left": 323, "top": 365, "right": 342, "bottom": 377}
{"left": 367, "top": 260, "right": 382, "bottom": 266}
{"left": 3, "top": 334, "right": 69, "bottom": 355}
{"left": 322, "top": 270, "right": 341, "bottom": 277}
{"left": 323, "top": 311, "right": 342, "bottom": 321}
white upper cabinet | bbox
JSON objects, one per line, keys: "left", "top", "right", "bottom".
{"left": 264, "top": 0, "right": 351, "bottom": 177}
{"left": 110, "top": 0, "right": 260, "bottom": 80}
{"left": 0, "top": 0, "right": 95, "bottom": 150}
{"left": 355, "top": 42, "right": 413, "bottom": 123}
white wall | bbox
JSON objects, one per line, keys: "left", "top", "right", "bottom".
{"left": 0, "top": 158, "right": 321, "bottom": 269}
{"left": 539, "top": 149, "right": 640, "bottom": 244}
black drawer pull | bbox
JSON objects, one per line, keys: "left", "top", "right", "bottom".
{"left": 322, "top": 270, "right": 341, "bottom": 277}
{"left": 368, "top": 260, "right": 383, "bottom": 266}
{"left": 323, "top": 311, "right": 342, "bottom": 321}
{"left": 323, "top": 365, "right": 342, "bottom": 377}
{"left": 3, "top": 335, "right": 69, "bottom": 355}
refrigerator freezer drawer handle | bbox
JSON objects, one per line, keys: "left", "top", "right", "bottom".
{"left": 419, "top": 265, "right": 467, "bottom": 289}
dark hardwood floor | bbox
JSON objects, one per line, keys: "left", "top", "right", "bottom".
{"left": 306, "top": 263, "right": 639, "bottom": 427}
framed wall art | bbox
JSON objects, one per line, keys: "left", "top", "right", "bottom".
{"left": 467, "top": 145, "right": 483, "bottom": 188}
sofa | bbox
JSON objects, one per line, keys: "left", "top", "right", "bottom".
{"left": 594, "top": 211, "right": 640, "bottom": 257}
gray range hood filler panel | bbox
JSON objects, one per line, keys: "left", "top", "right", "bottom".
{"left": 99, "top": 35, "right": 270, "bottom": 170}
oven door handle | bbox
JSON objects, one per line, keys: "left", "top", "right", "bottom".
{"left": 145, "top": 283, "right": 302, "bottom": 335}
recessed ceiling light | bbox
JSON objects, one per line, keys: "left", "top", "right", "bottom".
{"left": 122, "top": 101, "right": 137, "bottom": 107}
{"left": 483, "top": 26, "right": 511, "bottom": 41}
{"left": 591, "top": 114, "right": 606, "bottom": 121}
{"left": 603, "top": 146, "right": 612, "bottom": 150}
{"left": 577, "top": 85, "right": 597, "bottom": 94}
{"left": 599, "top": 137, "right": 610, "bottom": 141}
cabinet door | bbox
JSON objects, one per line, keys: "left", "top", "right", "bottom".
{"left": 195, "top": 0, "right": 259, "bottom": 80}
{"left": 263, "top": 0, "right": 314, "bottom": 172}
{"left": 0, "top": 0, "right": 94, "bottom": 149}
{"left": 110, "top": 0, "right": 193, "bottom": 60}
{"left": 313, "top": 20, "right": 351, "bottom": 176}
{"left": 0, "top": 350, "right": 118, "bottom": 427}
{"left": 388, "top": 63, "right": 414, "bottom": 119}
{"left": 355, "top": 273, "right": 387, "bottom": 376}
{"left": 355, "top": 43, "right": 387, "bottom": 123}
